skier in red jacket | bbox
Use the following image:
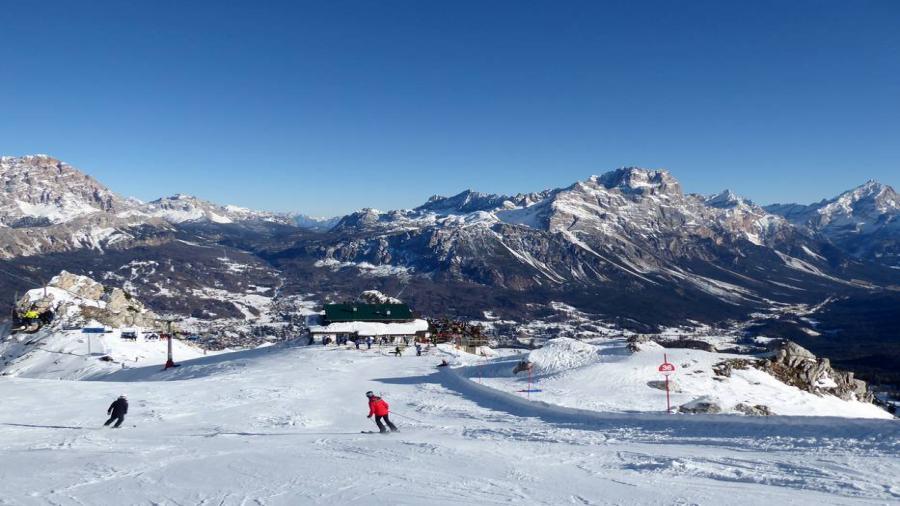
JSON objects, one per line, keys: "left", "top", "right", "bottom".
{"left": 366, "top": 391, "right": 398, "bottom": 433}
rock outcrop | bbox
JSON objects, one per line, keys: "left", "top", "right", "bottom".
{"left": 16, "top": 271, "right": 160, "bottom": 329}
{"left": 735, "top": 403, "right": 773, "bottom": 416}
{"left": 759, "top": 340, "right": 874, "bottom": 403}
{"left": 679, "top": 396, "right": 722, "bottom": 414}
{"left": 359, "top": 290, "right": 403, "bottom": 304}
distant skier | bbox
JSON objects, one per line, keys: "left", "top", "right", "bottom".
{"left": 366, "top": 336, "right": 373, "bottom": 350}
{"left": 104, "top": 394, "right": 128, "bottom": 428}
{"left": 415, "top": 343, "right": 422, "bottom": 356}
{"left": 365, "top": 391, "right": 398, "bottom": 433}
{"left": 355, "top": 340, "right": 361, "bottom": 350}
{"left": 393, "top": 346, "right": 402, "bottom": 357}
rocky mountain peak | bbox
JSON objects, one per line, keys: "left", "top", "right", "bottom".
{"left": 416, "top": 189, "right": 510, "bottom": 215}
{"left": 705, "top": 189, "right": 753, "bottom": 209}
{"left": 151, "top": 194, "right": 202, "bottom": 205}
{"left": 836, "top": 180, "right": 898, "bottom": 210}
{"left": 762, "top": 179, "right": 898, "bottom": 264}
{"left": 146, "top": 194, "right": 235, "bottom": 224}
{"left": 292, "top": 214, "right": 340, "bottom": 231}
{"left": 145, "top": 194, "right": 293, "bottom": 225}
{"left": 332, "top": 207, "right": 384, "bottom": 231}
{"left": 0, "top": 155, "right": 132, "bottom": 226}
{"left": 805, "top": 180, "right": 897, "bottom": 226}
{"left": 593, "top": 167, "right": 682, "bottom": 197}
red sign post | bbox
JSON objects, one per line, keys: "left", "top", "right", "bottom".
{"left": 658, "top": 354, "right": 676, "bottom": 413}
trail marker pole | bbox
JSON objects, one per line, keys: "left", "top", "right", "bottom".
{"left": 665, "top": 371, "right": 670, "bottom": 412}
{"left": 527, "top": 365, "right": 533, "bottom": 400}
{"left": 658, "top": 353, "right": 676, "bottom": 413}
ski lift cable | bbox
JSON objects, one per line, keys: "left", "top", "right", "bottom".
{"left": 394, "top": 280, "right": 409, "bottom": 300}
{"left": 0, "top": 267, "right": 42, "bottom": 287}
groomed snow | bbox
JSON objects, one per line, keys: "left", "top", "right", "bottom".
{"left": 1, "top": 328, "right": 216, "bottom": 380}
{"left": 456, "top": 339, "right": 893, "bottom": 420}
{"left": 0, "top": 339, "right": 897, "bottom": 504}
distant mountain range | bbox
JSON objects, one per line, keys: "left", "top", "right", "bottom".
{"left": 1, "top": 154, "right": 899, "bottom": 383}
{"left": 765, "top": 181, "right": 899, "bottom": 265}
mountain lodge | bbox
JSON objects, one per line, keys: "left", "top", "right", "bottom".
{"left": 308, "top": 303, "right": 430, "bottom": 344}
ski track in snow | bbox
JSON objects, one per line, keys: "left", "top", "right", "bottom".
{"left": 0, "top": 344, "right": 898, "bottom": 505}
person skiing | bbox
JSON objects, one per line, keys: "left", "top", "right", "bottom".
{"left": 365, "top": 391, "right": 398, "bottom": 433}
{"left": 415, "top": 343, "right": 422, "bottom": 356}
{"left": 393, "top": 346, "right": 402, "bottom": 357}
{"left": 366, "top": 336, "right": 373, "bottom": 350}
{"left": 104, "top": 394, "right": 128, "bottom": 428}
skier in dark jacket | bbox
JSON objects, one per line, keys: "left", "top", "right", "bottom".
{"left": 105, "top": 395, "right": 128, "bottom": 428}
{"left": 366, "top": 391, "right": 398, "bottom": 433}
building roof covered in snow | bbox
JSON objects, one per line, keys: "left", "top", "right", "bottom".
{"left": 323, "top": 303, "right": 413, "bottom": 323}
{"left": 309, "top": 319, "right": 429, "bottom": 337}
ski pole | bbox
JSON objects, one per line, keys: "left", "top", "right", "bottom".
{"left": 390, "top": 411, "right": 426, "bottom": 424}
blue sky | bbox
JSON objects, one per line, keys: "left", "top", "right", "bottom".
{"left": 1, "top": 0, "right": 898, "bottom": 216}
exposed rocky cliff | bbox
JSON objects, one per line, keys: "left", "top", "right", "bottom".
{"left": 759, "top": 340, "right": 875, "bottom": 403}
{"left": 17, "top": 271, "right": 160, "bottom": 329}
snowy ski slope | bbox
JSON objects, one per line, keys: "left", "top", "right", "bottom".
{"left": 452, "top": 338, "right": 892, "bottom": 419}
{"left": 0, "top": 341, "right": 897, "bottom": 505}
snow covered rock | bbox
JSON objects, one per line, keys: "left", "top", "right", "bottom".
{"left": 734, "top": 403, "right": 773, "bottom": 416}
{"left": 17, "top": 271, "right": 159, "bottom": 329}
{"left": 712, "top": 358, "right": 758, "bottom": 378}
{"left": 760, "top": 341, "right": 874, "bottom": 403}
{"left": 527, "top": 337, "right": 598, "bottom": 374}
{"left": 647, "top": 379, "right": 682, "bottom": 392}
{"left": 47, "top": 270, "right": 106, "bottom": 300}
{"left": 678, "top": 396, "right": 723, "bottom": 414}
{"left": 359, "top": 290, "right": 403, "bottom": 304}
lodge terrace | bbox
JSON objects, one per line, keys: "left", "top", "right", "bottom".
{"left": 308, "top": 303, "right": 430, "bottom": 344}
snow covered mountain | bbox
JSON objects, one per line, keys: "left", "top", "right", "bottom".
{"left": 0, "top": 155, "right": 297, "bottom": 230}
{"left": 1, "top": 154, "right": 899, "bottom": 398}
{"left": 313, "top": 168, "right": 848, "bottom": 316}
{"left": 291, "top": 213, "right": 340, "bottom": 231}
{"left": 2, "top": 155, "right": 899, "bottom": 377}
{"left": 767, "top": 181, "right": 898, "bottom": 233}
{"left": 331, "top": 168, "right": 797, "bottom": 254}
{"left": 766, "top": 181, "right": 900, "bottom": 265}
{"left": 0, "top": 156, "right": 305, "bottom": 259}
{"left": 0, "top": 154, "right": 136, "bottom": 227}
{"left": 143, "top": 194, "right": 295, "bottom": 225}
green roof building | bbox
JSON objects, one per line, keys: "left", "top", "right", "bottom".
{"left": 323, "top": 303, "right": 414, "bottom": 324}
